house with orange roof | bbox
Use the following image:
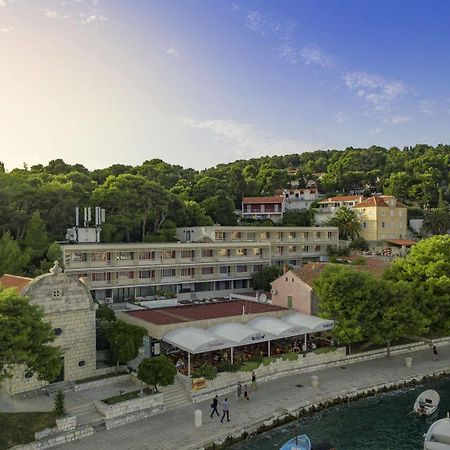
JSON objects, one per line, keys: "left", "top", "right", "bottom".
{"left": 314, "top": 195, "right": 365, "bottom": 225}
{"left": 241, "top": 196, "right": 284, "bottom": 222}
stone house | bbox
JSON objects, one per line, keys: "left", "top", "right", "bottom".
{"left": 0, "top": 263, "right": 97, "bottom": 395}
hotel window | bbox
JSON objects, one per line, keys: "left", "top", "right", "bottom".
{"left": 52, "top": 289, "right": 61, "bottom": 298}
{"left": 363, "top": 222, "right": 367, "bottom": 229}
{"left": 219, "top": 266, "right": 231, "bottom": 274}
{"left": 276, "top": 246, "right": 283, "bottom": 254}
{"left": 72, "top": 252, "right": 87, "bottom": 262}
{"left": 139, "top": 251, "right": 155, "bottom": 260}
{"left": 247, "top": 232, "right": 256, "bottom": 241}
{"left": 288, "top": 245, "right": 296, "bottom": 253}
{"left": 303, "top": 245, "right": 309, "bottom": 252}
{"left": 117, "top": 252, "right": 134, "bottom": 261}
{"left": 231, "top": 231, "right": 241, "bottom": 240}
{"left": 315, "top": 245, "right": 321, "bottom": 252}
{"left": 201, "top": 249, "right": 214, "bottom": 258}
{"left": 201, "top": 267, "right": 214, "bottom": 275}
{"left": 304, "top": 232, "right": 309, "bottom": 240}
{"left": 260, "top": 231, "right": 269, "bottom": 240}
{"left": 215, "top": 231, "right": 226, "bottom": 240}
{"left": 327, "top": 232, "right": 333, "bottom": 239}
{"left": 382, "top": 210, "right": 386, "bottom": 217}
{"left": 181, "top": 250, "right": 194, "bottom": 259}
{"left": 235, "top": 248, "right": 248, "bottom": 256}
{"left": 253, "top": 264, "right": 263, "bottom": 271}
{"left": 119, "top": 271, "right": 134, "bottom": 279}
{"left": 139, "top": 270, "right": 155, "bottom": 279}
{"left": 92, "top": 272, "right": 106, "bottom": 281}
{"left": 382, "top": 222, "right": 385, "bottom": 228}
{"left": 288, "top": 232, "right": 296, "bottom": 239}
{"left": 316, "top": 231, "right": 321, "bottom": 239}
{"left": 92, "top": 252, "right": 109, "bottom": 262}
{"left": 219, "top": 248, "right": 231, "bottom": 257}
{"left": 162, "top": 268, "right": 176, "bottom": 277}
{"left": 237, "top": 265, "right": 247, "bottom": 273}
{"left": 181, "top": 267, "right": 195, "bottom": 276}
{"left": 253, "top": 248, "right": 262, "bottom": 256}
{"left": 161, "top": 250, "right": 176, "bottom": 259}
{"left": 276, "top": 232, "right": 283, "bottom": 240}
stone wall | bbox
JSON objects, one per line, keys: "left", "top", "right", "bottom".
{"left": 74, "top": 374, "right": 129, "bottom": 392}
{"left": 94, "top": 392, "right": 164, "bottom": 419}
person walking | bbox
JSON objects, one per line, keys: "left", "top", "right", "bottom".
{"left": 251, "top": 371, "right": 257, "bottom": 391}
{"left": 221, "top": 398, "right": 230, "bottom": 423}
{"left": 210, "top": 395, "right": 219, "bottom": 418}
{"left": 236, "top": 381, "right": 242, "bottom": 400}
{"left": 244, "top": 384, "right": 249, "bottom": 401}
{"left": 433, "top": 345, "right": 439, "bottom": 361}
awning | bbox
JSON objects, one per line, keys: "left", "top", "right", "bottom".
{"left": 209, "top": 322, "right": 276, "bottom": 346}
{"left": 163, "top": 327, "right": 235, "bottom": 354}
{"left": 383, "top": 239, "right": 417, "bottom": 247}
{"left": 246, "top": 317, "right": 307, "bottom": 338}
{"left": 282, "top": 313, "right": 334, "bottom": 333}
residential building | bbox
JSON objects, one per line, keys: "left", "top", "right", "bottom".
{"left": 62, "top": 225, "right": 339, "bottom": 303}
{"left": 353, "top": 195, "right": 408, "bottom": 244}
{"left": 271, "top": 258, "right": 390, "bottom": 314}
{"left": 241, "top": 196, "right": 284, "bottom": 222}
{"left": 314, "top": 195, "right": 365, "bottom": 225}
{"left": 282, "top": 188, "right": 320, "bottom": 211}
{"left": 0, "top": 263, "right": 96, "bottom": 395}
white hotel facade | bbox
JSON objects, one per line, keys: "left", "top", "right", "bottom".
{"left": 62, "top": 226, "right": 339, "bottom": 302}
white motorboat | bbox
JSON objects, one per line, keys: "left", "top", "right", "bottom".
{"left": 424, "top": 416, "right": 450, "bottom": 450}
{"left": 415, "top": 390, "right": 440, "bottom": 416}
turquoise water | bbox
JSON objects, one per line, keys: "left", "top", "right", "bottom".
{"left": 231, "top": 377, "right": 450, "bottom": 450}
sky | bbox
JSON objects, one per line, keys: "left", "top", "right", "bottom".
{"left": 1, "top": 0, "right": 449, "bottom": 171}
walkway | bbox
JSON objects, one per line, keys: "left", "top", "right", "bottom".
{"left": 51, "top": 345, "right": 449, "bottom": 450}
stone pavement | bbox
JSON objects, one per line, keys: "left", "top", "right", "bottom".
{"left": 50, "top": 345, "right": 450, "bottom": 450}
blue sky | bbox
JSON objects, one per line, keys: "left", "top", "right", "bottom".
{"left": 0, "top": 0, "right": 449, "bottom": 170}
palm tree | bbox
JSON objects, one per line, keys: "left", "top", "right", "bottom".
{"left": 326, "top": 206, "right": 361, "bottom": 240}
{"left": 422, "top": 208, "right": 450, "bottom": 235}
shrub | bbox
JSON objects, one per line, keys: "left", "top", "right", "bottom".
{"left": 281, "top": 352, "right": 299, "bottom": 361}
{"left": 314, "top": 347, "right": 337, "bottom": 355}
{"left": 240, "top": 361, "right": 261, "bottom": 372}
{"left": 349, "top": 236, "right": 369, "bottom": 251}
{"left": 217, "top": 361, "right": 241, "bottom": 373}
{"left": 351, "top": 256, "right": 367, "bottom": 266}
{"left": 191, "top": 364, "right": 218, "bottom": 380}
{"left": 54, "top": 390, "right": 65, "bottom": 417}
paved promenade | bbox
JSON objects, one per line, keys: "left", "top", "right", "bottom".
{"left": 51, "top": 345, "right": 449, "bottom": 450}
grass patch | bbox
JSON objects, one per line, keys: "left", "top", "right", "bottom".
{"left": 281, "top": 352, "right": 299, "bottom": 361}
{"left": 0, "top": 411, "right": 56, "bottom": 450}
{"left": 240, "top": 361, "right": 261, "bottom": 372}
{"left": 76, "top": 371, "right": 125, "bottom": 384}
{"left": 313, "top": 347, "right": 337, "bottom": 355}
{"left": 102, "top": 388, "right": 153, "bottom": 405}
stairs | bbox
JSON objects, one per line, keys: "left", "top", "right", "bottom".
{"left": 159, "top": 382, "right": 192, "bottom": 410}
{"left": 45, "top": 381, "right": 73, "bottom": 396}
{"left": 66, "top": 402, "right": 103, "bottom": 425}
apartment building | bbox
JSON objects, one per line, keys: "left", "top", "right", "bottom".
{"left": 314, "top": 195, "right": 365, "bottom": 225}
{"left": 62, "top": 226, "right": 339, "bottom": 303}
{"left": 282, "top": 188, "right": 320, "bottom": 211}
{"left": 353, "top": 195, "right": 408, "bottom": 243}
{"left": 241, "top": 196, "right": 284, "bottom": 222}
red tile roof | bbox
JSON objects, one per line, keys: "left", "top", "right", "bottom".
{"left": 242, "top": 196, "right": 283, "bottom": 204}
{"left": 126, "top": 300, "right": 286, "bottom": 325}
{"left": 353, "top": 196, "right": 388, "bottom": 208}
{"left": 319, "top": 195, "right": 365, "bottom": 203}
{"left": 383, "top": 239, "right": 417, "bottom": 246}
{"left": 0, "top": 274, "right": 33, "bottom": 292}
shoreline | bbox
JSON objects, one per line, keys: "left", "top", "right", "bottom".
{"left": 198, "top": 368, "right": 450, "bottom": 450}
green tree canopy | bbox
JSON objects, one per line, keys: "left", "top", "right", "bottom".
{"left": 0, "top": 231, "right": 29, "bottom": 276}
{"left": 326, "top": 206, "right": 361, "bottom": 240}
{"left": 0, "top": 287, "right": 62, "bottom": 384}
{"left": 137, "top": 356, "right": 177, "bottom": 392}
{"left": 422, "top": 208, "right": 450, "bottom": 236}
{"left": 252, "top": 265, "right": 283, "bottom": 291}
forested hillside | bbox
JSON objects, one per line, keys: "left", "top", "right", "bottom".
{"left": 0, "top": 144, "right": 449, "bottom": 253}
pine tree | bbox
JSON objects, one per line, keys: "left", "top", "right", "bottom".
{"left": 0, "top": 231, "right": 29, "bottom": 276}
{"left": 24, "top": 212, "right": 49, "bottom": 266}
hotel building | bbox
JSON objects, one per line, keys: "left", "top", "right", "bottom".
{"left": 62, "top": 225, "right": 339, "bottom": 303}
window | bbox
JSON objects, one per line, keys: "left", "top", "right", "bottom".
{"left": 72, "top": 252, "right": 87, "bottom": 262}
{"left": 219, "top": 248, "right": 231, "bottom": 257}
{"left": 382, "top": 210, "right": 386, "bottom": 217}
{"left": 162, "top": 268, "right": 176, "bottom": 277}
{"left": 24, "top": 371, "right": 34, "bottom": 379}
{"left": 253, "top": 248, "right": 262, "bottom": 256}
{"left": 260, "top": 231, "right": 269, "bottom": 240}
{"left": 181, "top": 250, "right": 194, "bottom": 259}
{"left": 161, "top": 250, "right": 176, "bottom": 259}
{"left": 304, "top": 232, "right": 309, "bottom": 240}
{"left": 235, "top": 248, "right": 247, "bottom": 256}
{"left": 139, "top": 251, "right": 155, "bottom": 260}
{"left": 119, "top": 271, "right": 134, "bottom": 279}
{"left": 247, "top": 232, "right": 256, "bottom": 241}
{"left": 363, "top": 222, "right": 367, "bottom": 229}
{"left": 201, "top": 249, "right": 213, "bottom": 258}
{"left": 253, "top": 264, "right": 264, "bottom": 271}
{"left": 52, "top": 289, "right": 61, "bottom": 298}
{"left": 181, "top": 267, "right": 195, "bottom": 276}
{"left": 215, "top": 231, "right": 226, "bottom": 240}
{"left": 287, "top": 295, "right": 293, "bottom": 309}
{"left": 237, "top": 265, "right": 247, "bottom": 273}
{"left": 382, "top": 222, "right": 385, "bottom": 228}
{"left": 285, "top": 277, "right": 288, "bottom": 282}
{"left": 231, "top": 231, "right": 241, "bottom": 240}
{"left": 78, "top": 360, "right": 85, "bottom": 367}
{"left": 288, "top": 245, "right": 296, "bottom": 253}
{"left": 315, "top": 245, "right": 321, "bottom": 251}
{"left": 53, "top": 328, "right": 63, "bottom": 336}
{"left": 92, "top": 272, "right": 107, "bottom": 281}
{"left": 139, "top": 270, "right": 155, "bottom": 279}
{"left": 390, "top": 210, "right": 395, "bottom": 217}
{"left": 219, "top": 266, "right": 230, "bottom": 274}
{"left": 303, "top": 245, "right": 309, "bottom": 252}
{"left": 201, "top": 267, "right": 214, "bottom": 275}
{"left": 276, "top": 246, "right": 283, "bottom": 254}
{"left": 316, "top": 231, "right": 321, "bottom": 238}
{"left": 288, "top": 232, "right": 296, "bottom": 239}
{"left": 328, "top": 231, "right": 333, "bottom": 239}
{"left": 117, "top": 251, "right": 134, "bottom": 261}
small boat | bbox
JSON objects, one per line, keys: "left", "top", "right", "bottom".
{"left": 424, "top": 416, "right": 450, "bottom": 450}
{"left": 414, "top": 390, "right": 440, "bottom": 416}
{"left": 280, "top": 434, "right": 311, "bottom": 450}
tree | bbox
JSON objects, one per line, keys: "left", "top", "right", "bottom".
{"left": 326, "top": 206, "right": 361, "bottom": 240}
{"left": 349, "top": 236, "right": 369, "bottom": 251}
{"left": 202, "top": 195, "right": 237, "bottom": 225}
{"left": 24, "top": 212, "right": 49, "bottom": 266}
{"left": 137, "top": 356, "right": 176, "bottom": 392}
{"left": 384, "top": 235, "right": 450, "bottom": 334}
{"left": 280, "top": 210, "right": 314, "bottom": 227}
{"left": 0, "top": 231, "right": 29, "bottom": 276}
{"left": 105, "top": 320, "right": 147, "bottom": 367}
{"left": 54, "top": 390, "right": 65, "bottom": 417}
{"left": 252, "top": 265, "right": 283, "bottom": 291}
{"left": 422, "top": 208, "right": 450, "bottom": 235}
{"left": 0, "top": 287, "right": 62, "bottom": 385}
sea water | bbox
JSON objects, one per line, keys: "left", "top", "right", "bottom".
{"left": 230, "top": 377, "right": 450, "bottom": 450}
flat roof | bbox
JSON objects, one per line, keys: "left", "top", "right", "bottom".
{"left": 126, "top": 300, "right": 287, "bottom": 325}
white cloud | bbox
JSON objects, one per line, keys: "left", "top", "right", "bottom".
{"left": 43, "top": 9, "right": 70, "bottom": 20}
{"left": 369, "top": 128, "right": 383, "bottom": 134}
{"left": 419, "top": 100, "right": 436, "bottom": 115}
{"left": 166, "top": 45, "right": 179, "bottom": 58}
{"left": 180, "top": 117, "right": 317, "bottom": 158}
{"left": 343, "top": 71, "right": 408, "bottom": 112}
{"left": 299, "top": 46, "right": 334, "bottom": 69}
{"left": 0, "top": 26, "right": 13, "bottom": 33}
{"left": 334, "top": 111, "right": 349, "bottom": 124}
{"left": 0, "top": 0, "right": 15, "bottom": 7}
{"left": 387, "top": 115, "right": 411, "bottom": 124}
{"left": 277, "top": 43, "right": 299, "bottom": 64}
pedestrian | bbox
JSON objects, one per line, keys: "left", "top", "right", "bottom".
{"left": 244, "top": 384, "right": 249, "bottom": 401}
{"left": 251, "top": 371, "right": 257, "bottom": 391}
{"left": 433, "top": 345, "right": 439, "bottom": 361}
{"left": 236, "top": 381, "right": 242, "bottom": 400}
{"left": 210, "top": 395, "right": 219, "bottom": 418}
{"left": 221, "top": 398, "right": 230, "bottom": 423}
